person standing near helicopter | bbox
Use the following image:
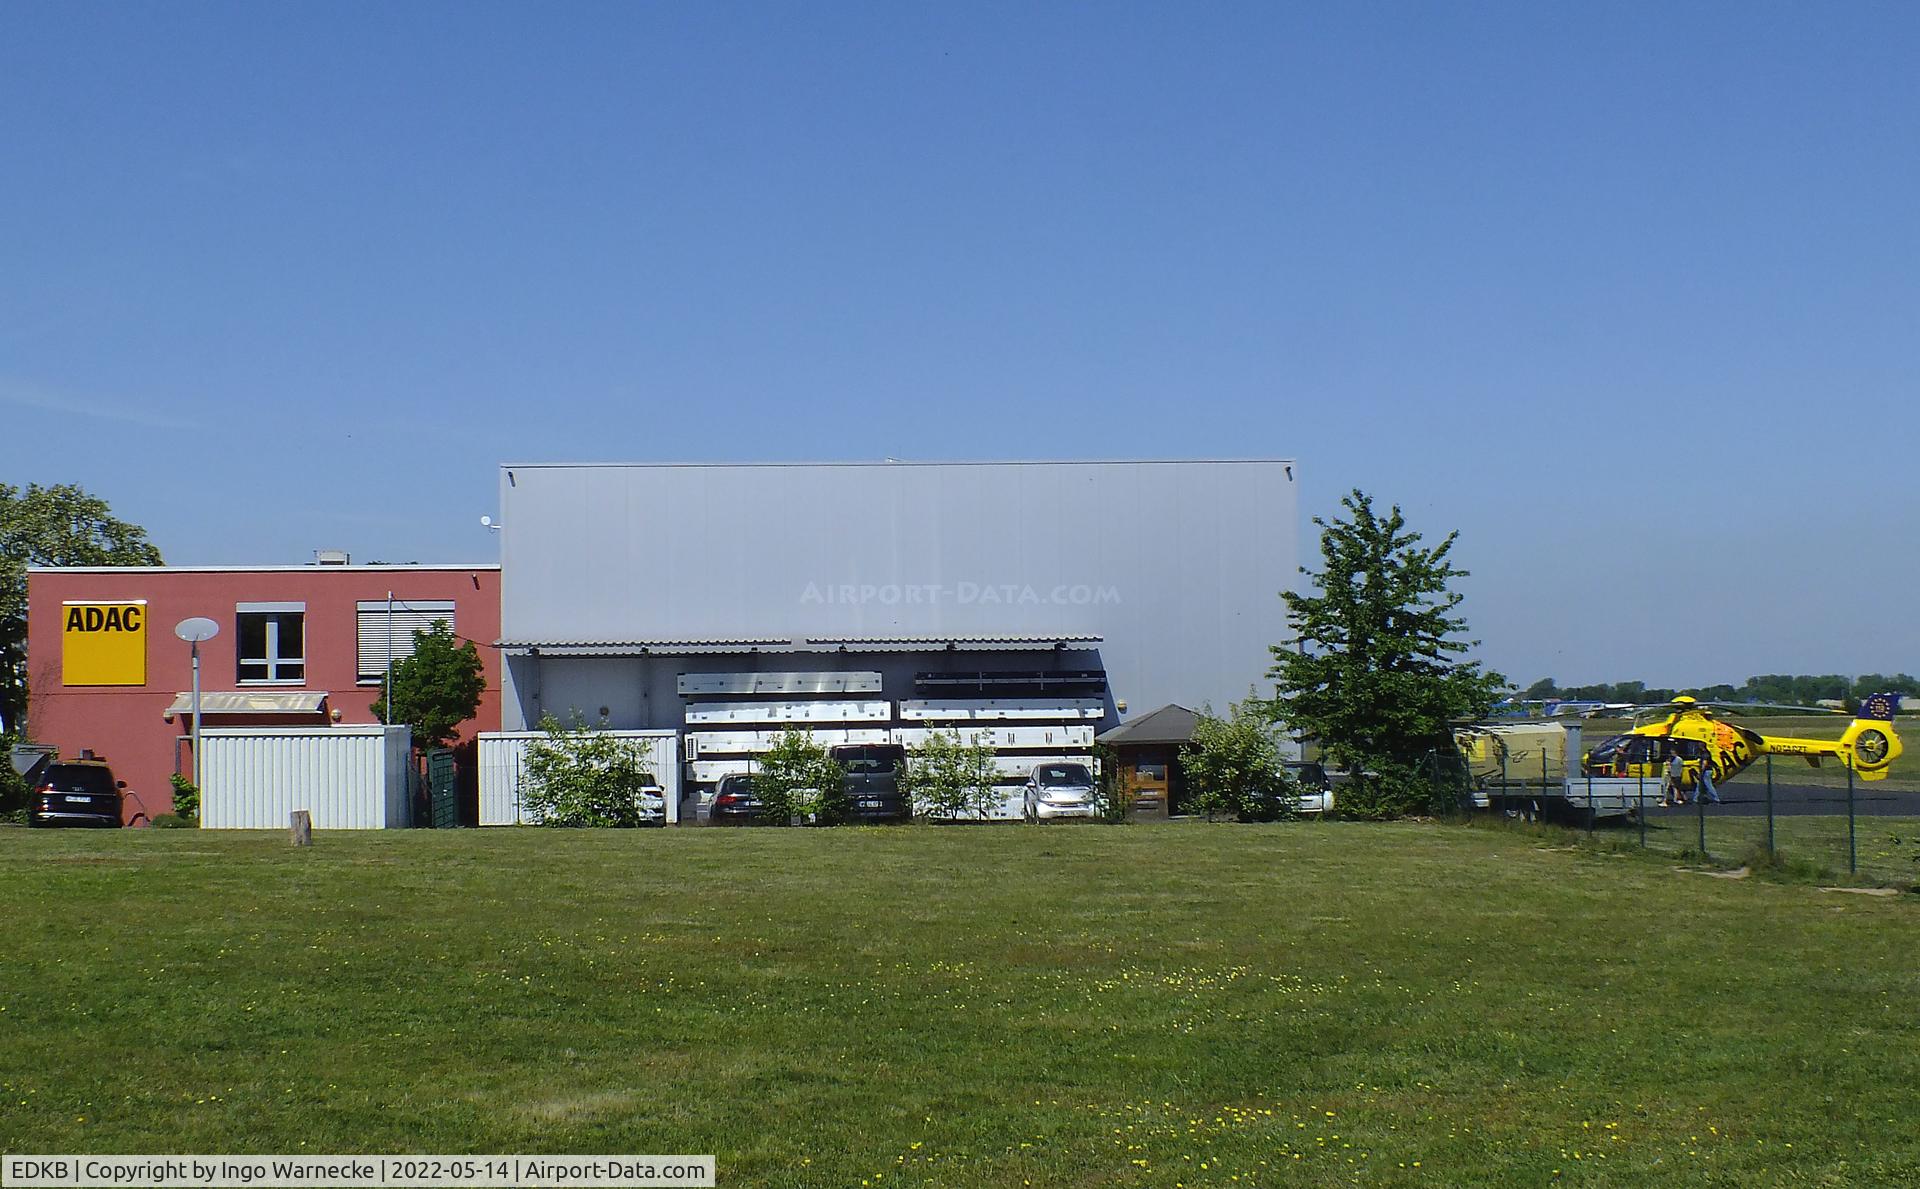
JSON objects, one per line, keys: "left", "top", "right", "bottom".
{"left": 1664, "top": 747, "right": 1687, "bottom": 807}
{"left": 1696, "top": 751, "right": 1722, "bottom": 804}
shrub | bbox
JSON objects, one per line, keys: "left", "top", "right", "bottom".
{"left": 1180, "top": 694, "right": 1296, "bottom": 822}
{"left": 1090, "top": 744, "right": 1132, "bottom": 824}
{"left": 521, "top": 714, "right": 658, "bottom": 827}
{"left": 0, "top": 733, "right": 31, "bottom": 815}
{"left": 1328, "top": 759, "right": 1428, "bottom": 821}
{"left": 902, "top": 729, "right": 1000, "bottom": 821}
{"left": 167, "top": 772, "right": 200, "bottom": 823}
{"left": 755, "top": 728, "right": 846, "bottom": 826}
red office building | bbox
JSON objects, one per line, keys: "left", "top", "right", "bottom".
{"left": 24, "top": 559, "right": 501, "bottom": 823}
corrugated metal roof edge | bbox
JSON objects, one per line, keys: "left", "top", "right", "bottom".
{"left": 808, "top": 635, "right": 1103, "bottom": 644}
{"left": 500, "top": 635, "right": 1103, "bottom": 650}
{"left": 498, "top": 458, "right": 1295, "bottom": 471}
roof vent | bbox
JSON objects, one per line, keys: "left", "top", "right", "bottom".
{"left": 314, "top": 550, "right": 351, "bottom": 566}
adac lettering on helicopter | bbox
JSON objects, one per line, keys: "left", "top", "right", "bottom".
{"left": 61, "top": 600, "right": 148, "bottom": 686}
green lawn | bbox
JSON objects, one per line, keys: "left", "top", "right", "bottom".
{"left": 3, "top": 823, "right": 1918, "bottom": 1187}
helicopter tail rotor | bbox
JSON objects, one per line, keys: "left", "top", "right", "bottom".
{"left": 1839, "top": 694, "right": 1904, "bottom": 779}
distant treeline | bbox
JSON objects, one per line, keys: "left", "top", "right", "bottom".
{"left": 1519, "top": 674, "right": 1920, "bottom": 708}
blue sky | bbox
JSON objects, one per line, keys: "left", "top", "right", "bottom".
{"left": 3, "top": 2, "right": 1915, "bottom": 688}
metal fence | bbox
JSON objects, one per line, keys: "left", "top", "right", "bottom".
{"left": 1436, "top": 753, "right": 1920, "bottom": 888}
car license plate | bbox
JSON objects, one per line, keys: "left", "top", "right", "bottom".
{"left": 65, "top": 795, "right": 91, "bottom": 804}
{"left": 859, "top": 798, "right": 884, "bottom": 809}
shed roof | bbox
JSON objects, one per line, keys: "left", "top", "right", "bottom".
{"left": 1095, "top": 703, "right": 1198, "bottom": 746}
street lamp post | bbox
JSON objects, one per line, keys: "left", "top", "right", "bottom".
{"left": 173, "top": 618, "right": 219, "bottom": 787}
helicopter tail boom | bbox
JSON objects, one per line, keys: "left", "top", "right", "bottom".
{"left": 1752, "top": 695, "right": 1904, "bottom": 781}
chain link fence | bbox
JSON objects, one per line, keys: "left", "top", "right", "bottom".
{"left": 1434, "top": 746, "right": 1920, "bottom": 889}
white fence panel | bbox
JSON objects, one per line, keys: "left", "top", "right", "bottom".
{"left": 477, "top": 730, "right": 682, "bottom": 825}
{"left": 683, "top": 699, "right": 891, "bottom": 725}
{"left": 686, "top": 727, "right": 891, "bottom": 755}
{"left": 678, "top": 671, "right": 882, "bottom": 696}
{"left": 920, "top": 788, "right": 1029, "bottom": 822}
{"left": 900, "top": 698, "right": 1106, "bottom": 721}
{"left": 200, "top": 726, "right": 412, "bottom": 830}
{"left": 891, "top": 725, "right": 1095, "bottom": 750}
{"left": 983, "top": 752, "right": 1093, "bottom": 779}
{"left": 688, "top": 759, "right": 756, "bottom": 785}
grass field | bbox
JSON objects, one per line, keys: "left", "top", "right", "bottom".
{"left": 3, "top": 823, "right": 1918, "bottom": 1187}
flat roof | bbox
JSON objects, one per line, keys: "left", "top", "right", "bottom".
{"left": 29, "top": 564, "right": 499, "bottom": 574}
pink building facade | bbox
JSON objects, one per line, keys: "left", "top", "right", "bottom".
{"left": 25, "top": 564, "right": 501, "bottom": 823}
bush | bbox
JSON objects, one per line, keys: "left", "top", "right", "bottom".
{"left": 755, "top": 728, "right": 845, "bottom": 826}
{"left": 1327, "top": 759, "right": 1429, "bottom": 820}
{"left": 521, "top": 714, "right": 658, "bottom": 827}
{"left": 902, "top": 729, "right": 1000, "bottom": 821}
{"left": 1180, "top": 695, "right": 1296, "bottom": 822}
{"left": 167, "top": 772, "right": 200, "bottom": 823}
{"left": 0, "top": 733, "right": 31, "bottom": 815}
{"left": 1090, "top": 745, "right": 1131, "bottom": 824}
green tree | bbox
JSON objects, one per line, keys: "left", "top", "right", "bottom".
{"left": 901, "top": 728, "right": 1000, "bottom": 821}
{"left": 368, "top": 620, "right": 485, "bottom": 749}
{"left": 1269, "top": 490, "right": 1505, "bottom": 819}
{"left": 0, "top": 483, "right": 162, "bottom": 733}
{"left": 754, "top": 727, "right": 846, "bottom": 826}
{"left": 1181, "top": 693, "right": 1295, "bottom": 822}
{"left": 521, "top": 714, "right": 658, "bottom": 827}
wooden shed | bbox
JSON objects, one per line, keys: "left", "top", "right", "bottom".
{"left": 1096, "top": 703, "right": 1197, "bottom": 819}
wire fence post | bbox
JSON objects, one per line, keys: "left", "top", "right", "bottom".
{"left": 1500, "top": 750, "right": 1509, "bottom": 820}
{"left": 1696, "top": 774, "right": 1707, "bottom": 857}
{"left": 1637, "top": 768, "right": 1646, "bottom": 848}
{"left": 1847, "top": 755, "right": 1857, "bottom": 876}
{"left": 1541, "top": 746, "right": 1549, "bottom": 824}
{"left": 1765, "top": 754, "right": 1775, "bottom": 855}
{"left": 1586, "top": 767, "right": 1595, "bottom": 836}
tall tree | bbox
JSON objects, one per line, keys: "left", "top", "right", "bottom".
{"left": 1269, "top": 490, "right": 1505, "bottom": 818}
{"left": 368, "top": 620, "right": 486, "bottom": 749}
{"left": 0, "top": 483, "right": 163, "bottom": 733}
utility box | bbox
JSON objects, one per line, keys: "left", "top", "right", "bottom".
{"left": 200, "top": 725, "right": 413, "bottom": 829}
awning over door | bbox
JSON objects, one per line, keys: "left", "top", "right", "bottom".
{"left": 164, "top": 691, "right": 330, "bottom": 716}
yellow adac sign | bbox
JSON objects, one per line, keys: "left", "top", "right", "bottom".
{"left": 62, "top": 600, "right": 148, "bottom": 686}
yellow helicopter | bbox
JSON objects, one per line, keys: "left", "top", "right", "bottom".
{"left": 1580, "top": 693, "right": 1904, "bottom": 791}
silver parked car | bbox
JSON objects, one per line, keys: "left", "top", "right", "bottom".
{"left": 1023, "top": 761, "right": 1097, "bottom": 822}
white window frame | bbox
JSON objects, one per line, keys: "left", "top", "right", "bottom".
{"left": 236, "top": 602, "right": 307, "bottom": 685}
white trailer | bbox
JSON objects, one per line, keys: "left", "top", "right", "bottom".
{"left": 1460, "top": 722, "right": 1657, "bottom": 821}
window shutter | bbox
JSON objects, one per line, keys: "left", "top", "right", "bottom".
{"left": 357, "top": 601, "right": 457, "bottom": 681}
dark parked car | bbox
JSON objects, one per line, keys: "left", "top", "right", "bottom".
{"left": 831, "top": 744, "right": 910, "bottom": 824}
{"left": 28, "top": 755, "right": 126, "bottom": 828}
{"left": 705, "top": 773, "right": 767, "bottom": 825}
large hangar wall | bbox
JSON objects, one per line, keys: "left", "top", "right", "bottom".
{"left": 500, "top": 460, "right": 1297, "bottom": 724}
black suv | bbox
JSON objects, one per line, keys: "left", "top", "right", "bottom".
{"left": 29, "top": 756, "right": 126, "bottom": 828}
{"left": 831, "top": 744, "right": 910, "bottom": 824}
